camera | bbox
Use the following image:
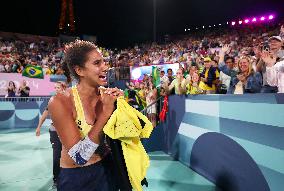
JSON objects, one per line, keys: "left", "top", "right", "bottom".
{"left": 262, "top": 41, "right": 270, "bottom": 51}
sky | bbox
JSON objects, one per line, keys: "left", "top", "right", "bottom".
{"left": 0, "top": 0, "right": 283, "bottom": 48}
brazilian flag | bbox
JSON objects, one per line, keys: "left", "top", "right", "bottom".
{"left": 152, "top": 66, "right": 160, "bottom": 88}
{"left": 152, "top": 66, "right": 161, "bottom": 96}
{"left": 124, "top": 89, "right": 129, "bottom": 98}
{"left": 22, "top": 65, "right": 44, "bottom": 79}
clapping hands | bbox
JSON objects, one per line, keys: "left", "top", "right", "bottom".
{"left": 261, "top": 51, "right": 276, "bottom": 67}
{"left": 237, "top": 74, "right": 246, "bottom": 82}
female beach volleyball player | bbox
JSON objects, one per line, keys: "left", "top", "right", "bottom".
{"left": 48, "top": 40, "right": 123, "bottom": 191}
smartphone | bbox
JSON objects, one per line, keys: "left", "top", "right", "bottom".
{"left": 262, "top": 45, "right": 270, "bottom": 52}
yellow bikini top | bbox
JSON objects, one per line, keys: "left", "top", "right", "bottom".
{"left": 72, "top": 86, "right": 92, "bottom": 138}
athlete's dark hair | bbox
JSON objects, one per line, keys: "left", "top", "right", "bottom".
{"left": 62, "top": 40, "right": 98, "bottom": 81}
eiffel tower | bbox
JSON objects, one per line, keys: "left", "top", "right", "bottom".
{"left": 58, "top": 0, "right": 75, "bottom": 34}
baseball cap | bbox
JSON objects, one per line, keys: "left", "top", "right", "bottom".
{"left": 204, "top": 57, "right": 212, "bottom": 62}
{"left": 268, "top": 36, "right": 282, "bottom": 42}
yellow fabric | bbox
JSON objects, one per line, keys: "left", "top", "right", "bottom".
{"left": 168, "top": 78, "right": 186, "bottom": 95}
{"left": 137, "top": 89, "right": 146, "bottom": 108}
{"left": 186, "top": 83, "right": 203, "bottom": 94}
{"left": 198, "top": 66, "right": 204, "bottom": 74}
{"left": 215, "top": 69, "right": 220, "bottom": 78}
{"left": 103, "top": 97, "right": 153, "bottom": 191}
{"left": 199, "top": 69, "right": 216, "bottom": 91}
{"left": 212, "top": 69, "right": 220, "bottom": 86}
{"left": 72, "top": 86, "right": 92, "bottom": 138}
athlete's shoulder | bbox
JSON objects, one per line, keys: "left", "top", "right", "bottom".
{"left": 48, "top": 88, "right": 73, "bottom": 110}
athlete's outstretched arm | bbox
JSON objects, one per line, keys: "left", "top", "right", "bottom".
{"left": 36, "top": 109, "right": 49, "bottom": 136}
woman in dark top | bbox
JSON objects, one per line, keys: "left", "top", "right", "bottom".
{"left": 6, "top": 81, "right": 16, "bottom": 97}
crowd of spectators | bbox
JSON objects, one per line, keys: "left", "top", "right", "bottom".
{"left": 0, "top": 39, "right": 65, "bottom": 75}
{"left": 1, "top": 23, "right": 284, "bottom": 98}
{"left": 1, "top": 23, "right": 284, "bottom": 125}
{"left": 119, "top": 24, "right": 284, "bottom": 97}
{"left": 115, "top": 23, "right": 284, "bottom": 125}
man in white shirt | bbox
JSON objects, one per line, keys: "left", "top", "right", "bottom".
{"left": 262, "top": 36, "right": 284, "bottom": 93}
{"left": 160, "top": 70, "right": 169, "bottom": 87}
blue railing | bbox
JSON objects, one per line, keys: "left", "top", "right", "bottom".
{"left": 0, "top": 97, "right": 51, "bottom": 102}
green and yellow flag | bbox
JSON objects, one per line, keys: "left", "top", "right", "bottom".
{"left": 152, "top": 66, "right": 160, "bottom": 88}
{"left": 22, "top": 65, "right": 44, "bottom": 79}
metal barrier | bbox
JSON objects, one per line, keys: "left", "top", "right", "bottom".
{"left": 141, "top": 96, "right": 164, "bottom": 126}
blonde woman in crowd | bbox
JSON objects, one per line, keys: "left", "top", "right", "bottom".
{"left": 227, "top": 56, "right": 262, "bottom": 94}
{"left": 186, "top": 72, "right": 204, "bottom": 95}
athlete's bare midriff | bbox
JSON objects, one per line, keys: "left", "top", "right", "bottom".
{"left": 60, "top": 147, "right": 102, "bottom": 168}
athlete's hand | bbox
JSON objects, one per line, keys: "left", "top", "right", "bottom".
{"left": 35, "top": 127, "right": 41, "bottom": 136}
{"left": 99, "top": 87, "right": 123, "bottom": 114}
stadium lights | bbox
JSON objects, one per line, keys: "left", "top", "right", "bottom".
{"left": 185, "top": 29, "right": 187, "bottom": 31}
{"left": 183, "top": 13, "right": 275, "bottom": 31}
{"left": 229, "top": 14, "right": 275, "bottom": 27}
